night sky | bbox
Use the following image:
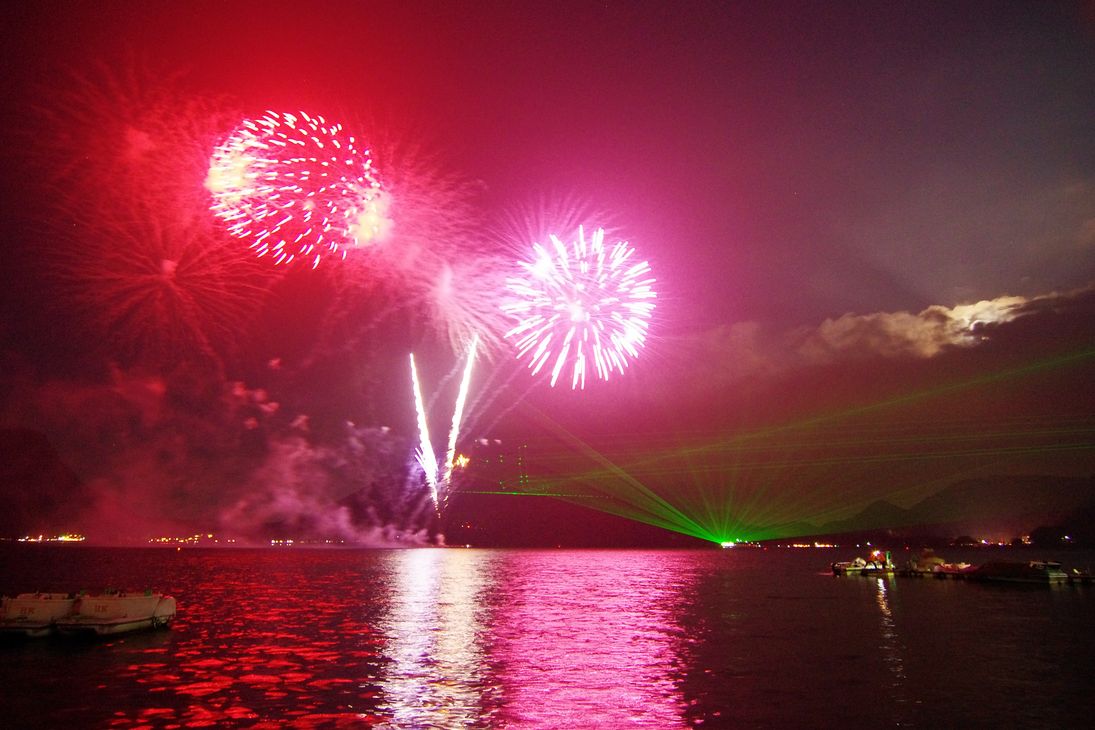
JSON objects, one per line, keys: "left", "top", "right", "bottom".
{"left": 1, "top": 1, "right": 1094, "bottom": 545}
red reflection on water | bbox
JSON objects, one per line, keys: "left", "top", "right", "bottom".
{"left": 94, "top": 551, "right": 391, "bottom": 728}
{"left": 7, "top": 550, "right": 701, "bottom": 727}
{"left": 175, "top": 677, "right": 235, "bottom": 696}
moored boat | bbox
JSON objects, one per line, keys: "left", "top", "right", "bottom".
{"left": 1067, "top": 568, "right": 1094, "bottom": 585}
{"left": 832, "top": 550, "right": 895, "bottom": 576}
{"left": 904, "top": 549, "right": 944, "bottom": 574}
{"left": 0, "top": 593, "right": 78, "bottom": 638}
{"left": 54, "top": 591, "right": 176, "bottom": 636}
{"left": 933, "top": 561, "right": 977, "bottom": 577}
{"left": 902, "top": 549, "right": 976, "bottom": 578}
{"left": 971, "top": 560, "right": 1069, "bottom": 585}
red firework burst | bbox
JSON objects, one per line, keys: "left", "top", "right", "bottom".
{"left": 207, "top": 111, "right": 391, "bottom": 268}
{"left": 31, "top": 58, "right": 240, "bottom": 228}
{"left": 50, "top": 203, "right": 276, "bottom": 370}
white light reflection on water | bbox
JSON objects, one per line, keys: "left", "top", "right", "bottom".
{"left": 376, "top": 549, "right": 498, "bottom": 727}
{"left": 873, "top": 576, "right": 914, "bottom": 725}
{"left": 374, "top": 549, "right": 696, "bottom": 728}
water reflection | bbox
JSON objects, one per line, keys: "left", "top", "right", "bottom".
{"left": 99, "top": 551, "right": 393, "bottom": 728}
{"left": 489, "top": 551, "right": 691, "bottom": 728}
{"left": 373, "top": 549, "right": 696, "bottom": 728}
{"left": 5, "top": 548, "right": 1094, "bottom": 727}
{"left": 5, "top": 549, "right": 700, "bottom": 728}
{"left": 872, "top": 576, "right": 912, "bottom": 725}
{"left": 376, "top": 549, "right": 498, "bottom": 727}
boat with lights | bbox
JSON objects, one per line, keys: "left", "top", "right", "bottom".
{"left": 902, "top": 549, "right": 975, "bottom": 577}
{"left": 832, "top": 550, "right": 895, "bottom": 576}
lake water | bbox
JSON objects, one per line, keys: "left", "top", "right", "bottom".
{"left": 2, "top": 546, "right": 1093, "bottom": 728}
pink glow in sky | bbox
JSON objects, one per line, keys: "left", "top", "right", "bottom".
{"left": 1, "top": 1, "right": 1093, "bottom": 543}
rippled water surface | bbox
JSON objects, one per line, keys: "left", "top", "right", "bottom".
{"left": 2, "top": 546, "right": 1093, "bottom": 728}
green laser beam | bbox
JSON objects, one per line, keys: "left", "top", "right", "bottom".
{"left": 501, "top": 345, "right": 1095, "bottom": 542}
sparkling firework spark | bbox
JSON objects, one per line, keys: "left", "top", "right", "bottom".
{"left": 207, "top": 111, "right": 391, "bottom": 268}
{"left": 409, "top": 337, "right": 479, "bottom": 513}
{"left": 420, "top": 258, "right": 510, "bottom": 355}
{"left": 409, "top": 353, "right": 440, "bottom": 509}
{"left": 440, "top": 335, "right": 479, "bottom": 494}
{"left": 293, "top": 129, "right": 493, "bottom": 365}
{"left": 503, "top": 226, "right": 656, "bottom": 389}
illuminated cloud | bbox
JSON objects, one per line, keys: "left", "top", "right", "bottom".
{"left": 795, "top": 295, "right": 1032, "bottom": 362}
{"left": 671, "top": 286, "right": 1094, "bottom": 392}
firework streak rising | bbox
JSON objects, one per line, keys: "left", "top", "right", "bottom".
{"left": 503, "top": 226, "right": 656, "bottom": 388}
{"left": 441, "top": 335, "right": 479, "bottom": 495}
{"left": 206, "top": 111, "right": 391, "bottom": 268}
{"left": 409, "top": 337, "right": 479, "bottom": 513}
{"left": 409, "top": 353, "right": 440, "bottom": 509}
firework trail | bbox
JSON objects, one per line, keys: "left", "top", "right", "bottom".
{"left": 368, "top": 134, "right": 501, "bottom": 355}
{"left": 47, "top": 201, "right": 275, "bottom": 371}
{"left": 32, "top": 59, "right": 243, "bottom": 228}
{"left": 440, "top": 335, "right": 479, "bottom": 500}
{"left": 285, "top": 128, "right": 492, "bottom": 370}
{"left": 419, "top": 258, "right": 511, "bottom": 356}
{"left": 410, "top": 353, "right": 440, "bottom": 510}
{"left": 492, "top": 192, "right": 616, "bottom": 253}
{"left": 409, "top": 335, "right": 481, "bottom": 513}
{"left": 365, "top": 132, "right": 483, "bottom": 269}
{"left": 27, "top": 58, "right": 279, "bottom": 372}
{"left": 503, "top": 225, "right": 657, "bottom": 388}
{"left": 207, "top": 111, "right": 390, "bottom": 268}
